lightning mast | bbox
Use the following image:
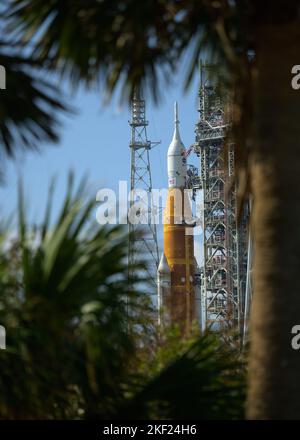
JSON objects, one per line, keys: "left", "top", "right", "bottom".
{"left": 193, "top": 61, "right": 250, "bottom": 341}
{"left": 128, "top": 90, "right": 160, "bottom": 286}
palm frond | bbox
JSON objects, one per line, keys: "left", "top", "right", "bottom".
{"left": 0, "top": 43, "right": 72, "bottom": 158}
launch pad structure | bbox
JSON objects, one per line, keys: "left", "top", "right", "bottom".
{"left": 128, "top": 64, "right": 252, "bottom": 341}
{"left": 128, "top": 90, "right": 160, "bottom": 287}
{"left": 192, "top": 61, "right": 250, "bottom": 338}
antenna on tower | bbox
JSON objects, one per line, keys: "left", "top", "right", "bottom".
{"left": 128, "top": 89, "right": 160, "bottom": 288}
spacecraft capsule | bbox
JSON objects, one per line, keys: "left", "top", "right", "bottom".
{"left": 167, "top": 102, "right": 187, "bottom": 189}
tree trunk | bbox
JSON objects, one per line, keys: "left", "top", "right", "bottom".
{"left": 247, "top": 21, "right": 300, "bottom": 419}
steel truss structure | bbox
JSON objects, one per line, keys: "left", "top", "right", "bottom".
{"left": 128, "top": 91, "right": 160, "bottom": 286}
{"left": 193, "top": 62, "right": 250, "bottom": 339}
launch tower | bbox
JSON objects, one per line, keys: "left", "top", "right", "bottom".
{"left": 194, "top": 62, "right": 249, "bottom": 338}
{"left": 128, "top": 91, "right": 160, "bottom": 286}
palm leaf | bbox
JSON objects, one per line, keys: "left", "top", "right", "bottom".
{"left": 0, "top": 42, "right": 72, "bottom": 159}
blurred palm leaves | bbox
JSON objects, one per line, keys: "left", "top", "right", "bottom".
{"left": 0, "top": 174, "right": 152, "bottom": 418}
{"left": 0, "top": 42, "right": 71, "bottom": 160}
{"left": 123, "top": 329, "right": 245, "bottom": 420}
{"left": 1, "top": 1, "right": 248, "bottom": 162}
{"left": 5, "top": 0, "right": 224, "bottom": 102}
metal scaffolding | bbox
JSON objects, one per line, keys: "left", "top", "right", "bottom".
{"left": 193, "top": 61, "right": 250, "bottom": 340}
{"left": 128, "top": 90, "right": 160, "bottom": 286}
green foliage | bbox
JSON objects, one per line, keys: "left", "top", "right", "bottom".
{"left": 122, "top": 334, "right": 245, "bottom": 420}
{"left": 138, "top": 324, "right": 200, "bottom": 377}
{"left": 0, "top": 175, "right": 152, "bottom": 418}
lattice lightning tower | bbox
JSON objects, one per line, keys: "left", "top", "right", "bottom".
{"left": 128, "top": 90, "right": 160, "bottom": 286}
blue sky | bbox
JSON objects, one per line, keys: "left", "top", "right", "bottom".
{"left": 0, "top": 68, "right": 202, "bottom": 259}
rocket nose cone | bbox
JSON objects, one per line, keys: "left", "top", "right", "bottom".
{"left": 158, "top": 253, "right": 171, "bottom": 274}
{"left": 167, "top": 102, "right": 187, "bottom": 189}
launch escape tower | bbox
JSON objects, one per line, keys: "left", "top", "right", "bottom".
{"left": 128, "top": 91, "right": 160, "bottom": 286}
{"left": 193, "top": 62, "right": 249, "bottom": 336}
